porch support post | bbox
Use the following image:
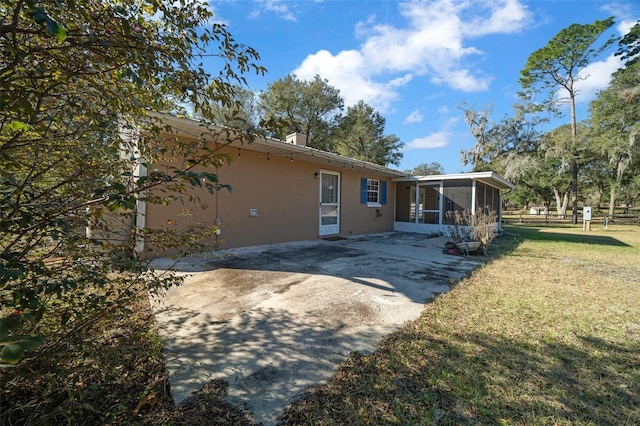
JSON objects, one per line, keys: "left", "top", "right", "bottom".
{"left": 471, "top": 179, "right": 477, "bottom": 227}
{"left": 414, "top": 183, "right": 419, "bottom": 224}
{"left": 438, "top": 181, "right": 444, "bottom": 225}
{"left": 498, "top": 189, "right": 503, "bottom": 231}
{"left": 118, "top": 118, "right": 146, "bottom": 253}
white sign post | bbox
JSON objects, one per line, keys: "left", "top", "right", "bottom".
{"left": 583, "top": 206, "right": 592, "bottom": 231}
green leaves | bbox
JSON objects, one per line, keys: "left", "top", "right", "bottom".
{"left": 334, "top": 100, "right": 404, "bottom": 166}
{"left": 258, "top": 75, "right": 402, "bottom": 165}
{"left": 27, "top": 4, "right": 67, "bottom": 42}
{"left": 8, "top": 121, "right": 31, "bottom": 131}
{"left": 259, "top": 74, "right": 343, "bottom": 149}
{"left": 616, "top": 19, "right": 640, "bottom": 66}
{"left": 0, "top": 314, "right": 44, "bottom": 369}
{"left": 520, "top": 17, "right": 617, "bottom": 93}
{"left": 1, "top": 0, "right": 263, "bottom": 368}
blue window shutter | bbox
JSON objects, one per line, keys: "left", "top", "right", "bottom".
{"left": 381, "top": 181, "right": 387, "bottom": 205}
{"left": 360, "top": 178, "right": 367, "bottom": 204}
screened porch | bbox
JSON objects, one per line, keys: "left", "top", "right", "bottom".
{"left": 393, "top": 172, "right": 514, "bottom": 235}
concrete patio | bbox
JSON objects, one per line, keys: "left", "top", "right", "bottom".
{"left": 150, "top": 232, "right": 485, "bottom": 425}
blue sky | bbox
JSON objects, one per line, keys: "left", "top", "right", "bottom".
{"left": 207, "top": 0, "right": 639, "bottom": 173}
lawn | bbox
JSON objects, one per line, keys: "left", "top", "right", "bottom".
{"left": 2, "top": 224, "right": 639, "bottom": 425}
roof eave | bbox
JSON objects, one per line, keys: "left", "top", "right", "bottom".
{"left": 393, "top": 171, "right": 515, "bottom": 190}
{"left": 144, "top": 112, "right": 409, "bottom": 179}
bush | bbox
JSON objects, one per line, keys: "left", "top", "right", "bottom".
{"left": 445, "top": 209, "right": 498, "bottom": 248}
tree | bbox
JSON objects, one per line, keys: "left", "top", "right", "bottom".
{"left": 258, "top": 74, "right": 343, "bottom": 150}
{"left": 589, "top": 58, "right": 640, "bottom": 216}
{"left": 617, "top": 154, "right": 640, "bottom": 208}
{"left": 0, "top": 0, "right": 264, "bottom": 366}
{"left": 333, "top": 101, "right": 404, "bottom": 166}
{"left": 461, "top": 104, "right": 568, "bottom": 214}
{"left": 616, "top": 19, "right": 640, "bottom": 67}
{"left": 538, "top": 123, "right": 597, "bottom": 217}
{"left": 194, "top": 85, "right": 260, "bottom": 132}
{"left": 406, "top": 162, "right": 444, "bottom": 176}
{"left": 519, "top": 17, "right": 617, "bottom": 224}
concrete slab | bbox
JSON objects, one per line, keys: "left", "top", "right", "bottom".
{"left": 150, "top": 232, "right": 483, "bottom": 425}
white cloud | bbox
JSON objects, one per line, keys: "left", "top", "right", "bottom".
{"left": 405, "top": 116, "right": 460, "bottom": 149}
{"left": 404, "top": 110, "right": 423, "bottom": 124}
{"left": 601, "top": 2, "right": 637, "bottom": 33}
{"left": 431, "top": 68, "right": 491, "bottom": 92}
{"left": 250, "top": 0, "right": 296, "bottom": 21}
{"left": 438, "top": 105, "right": 450, "bottom": 114}
{"left": 445, "top": 116, "right": 460, "bottom": 126}
{"left": 573, "top": 54, "right": 624, "bottom": 104}
{"left": 406, "top": 131, "right": 452, "bottom": 149}
{"left": 294, "top": 49, "right": 401, "bottom": 111}
{"left": 463, "top": 0, "right": 533, "bottom": 37}
{"left": 293, "top": 0, "right": 532, "bottom": 112}
{"left": 618, "top": 18, "right": 638, "bottom": 35}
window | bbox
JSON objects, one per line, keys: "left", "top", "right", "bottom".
{"left": 367, "top": 179, "right": 380, "bottom": 203}
{"left": 360, "top": 177, "right": 387, "bottom": 206}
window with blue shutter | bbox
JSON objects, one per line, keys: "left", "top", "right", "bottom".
{"left": 361, "top": 178, "right": 385, "bottom": 206}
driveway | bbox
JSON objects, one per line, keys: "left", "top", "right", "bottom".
{"left": 150, "top": 232, "right": 484, "bottom": 425}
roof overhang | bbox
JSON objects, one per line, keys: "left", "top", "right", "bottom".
{"left": 144, "top": 112, "right": 410, "bottom": 179}
{"left": 393, "top": 171, "right": 515, "bottom": 190}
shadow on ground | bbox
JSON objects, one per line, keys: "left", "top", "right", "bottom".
{"left": 507, "top": 226, "right": 633, "bottom": 247}
{"left": 150, "top": 232, "right": 487, "bottom": 424}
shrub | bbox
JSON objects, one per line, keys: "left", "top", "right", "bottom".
{"left": 445, "top": 209, "right": 499, "bottom": 248}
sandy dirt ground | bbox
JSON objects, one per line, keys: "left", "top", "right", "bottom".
{"left": 150, "top": 232, "right": 484, "bottom": 425}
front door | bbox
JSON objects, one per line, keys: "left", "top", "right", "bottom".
{"left": 319, "top": 171, "right": 340, "bottom": 235}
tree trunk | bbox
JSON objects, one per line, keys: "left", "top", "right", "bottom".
{"left": 608, "top": 183, "right": 616, "bottom": 218}
{"left": 595, "top": 187, "right": 602, "bottom": 212}
{"left": 569, "top": 88, "right": 579, "bottom": 225}
{"left": 553, "top": 187, "right": 570, "bottom": 218}
{"left": 571, "top": 157, "right": 578, "bottom": 224}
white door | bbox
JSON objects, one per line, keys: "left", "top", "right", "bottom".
{"left": 319, "top": 171, "right": 340, "bottom": 235}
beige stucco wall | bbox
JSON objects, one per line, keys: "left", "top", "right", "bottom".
{"left": 144, "top": 140, "right": 396, "bottom": 252}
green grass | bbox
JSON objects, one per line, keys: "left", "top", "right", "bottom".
{"left": 280, "top": 224, "right": 640, "bottom": 425}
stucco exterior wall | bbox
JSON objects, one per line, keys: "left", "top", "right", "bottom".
{"left": 144, "top": 140, "right": 396, "bottom": 251}
{"left": 339, "top": 170, "right": 395, "bottom": 237}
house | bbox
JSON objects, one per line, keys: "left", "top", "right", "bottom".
{"left": 127, "top": 113, "right": 513, "bottom": 254}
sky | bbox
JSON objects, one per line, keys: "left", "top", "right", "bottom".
{"left": 206, "top": 0, "right": 639, "bottom": 173}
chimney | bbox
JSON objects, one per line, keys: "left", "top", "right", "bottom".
{"left": 286, "top": 132, "right": 307, "bottom": 147}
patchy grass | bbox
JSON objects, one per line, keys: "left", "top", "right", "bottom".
{"left": 280, "top": 224, "right": 640, "bottom": 425}
{"left": 2, "top": 224, "right": 639, "bottom": 425}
